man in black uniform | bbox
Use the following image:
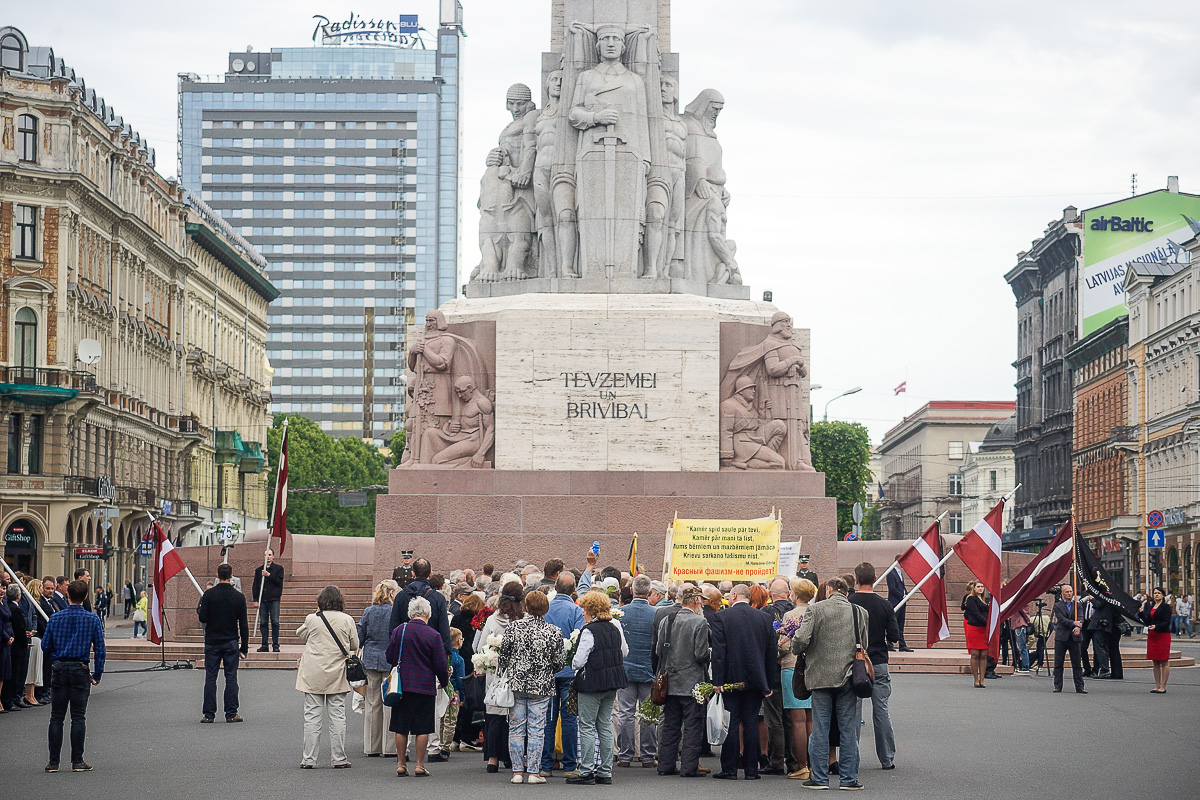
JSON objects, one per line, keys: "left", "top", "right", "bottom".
{"left": 795, "top": 554, "right": 819, "bottom": 587}
{"left": 392, "top": 549, "right": 415, "bottom": 588}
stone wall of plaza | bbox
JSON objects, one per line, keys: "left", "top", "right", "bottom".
{"left": 1067, "top": 317, "right": 1139, "bottom": 591}
{"left": 0, "top": 29, "right": 277, "bottom": 590}
{"left": 1126, "top": 251, "right": 1199, "bottom": 597}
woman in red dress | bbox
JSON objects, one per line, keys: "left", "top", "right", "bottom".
{"left": 961, "top": 581, "right": 989, "bottom": 688}
{"left": 1142, "top": 587, "right": 1172, "bottom": 693}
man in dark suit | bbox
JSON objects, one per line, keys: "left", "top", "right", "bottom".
{"left": 1052, "top": 584, "right": 1086, "bottom": 694}
{"left": 709, "top": 584, "right": 777, "bottom": 780}
{"left": 885, "top": 557, "right": 913, "bottom": 652}
{"left": 37, "top": 578, "right": 58, "bottom": 703}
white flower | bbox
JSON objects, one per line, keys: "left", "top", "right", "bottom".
{"left": 611, "top": 608, "right": 624, "bottom": 620}
{"left": 487, "top": 634, "right": 504, "bottom": 648}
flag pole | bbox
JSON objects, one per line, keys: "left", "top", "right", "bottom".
{"left": 873, "top": 511, "right": 949, "bottom": 588}
{"left": 895, "top": 549, "right": 956, "bottom": 612}
{"left": 1, "top": 558, "right": 49, "bottom": 623}
{"left": 256, "top": 416, "right": 288, "bottom": 638}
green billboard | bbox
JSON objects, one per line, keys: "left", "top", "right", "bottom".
{"left": 1081, "top": 190, "right": 1200, "bottom": 338}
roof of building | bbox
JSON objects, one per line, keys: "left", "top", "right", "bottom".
{"left": 1128, "top": 260, "right": 1187, "bottom": 279}
{"left": 979, "top": 414, "right": 1017, "bottom": 451}
{"left": 881, "top": 401, "right": 1017, "bottom": 446}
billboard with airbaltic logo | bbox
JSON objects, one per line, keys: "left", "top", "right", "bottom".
{"left": 1081, "top": 190, "right": 1200, "bottom": 338}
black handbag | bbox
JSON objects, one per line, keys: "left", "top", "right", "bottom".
{"left": 850, "top": 608, "right": 875, "bottom": 699}
{"left": 317, "top": 611, "right": 367, "bottom": 684}
{"left": 461, "top": 673, "right": 486, "bottom": 711}
{"left": 651, "top": 612, "right": 678, "bottom": 705}
{"left": 791, "top": 652, "right": 811, "bottom": 701}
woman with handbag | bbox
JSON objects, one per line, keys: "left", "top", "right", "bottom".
{"left": 296, "top": 585, "right": 360, "bottom": 769}
{"left": 478, "top": 583, "right": 522, "bottom": 773}
{"left": 568, "top": 590, "right": 629, "bottom": 785}
{"left": 385, "top": 595, "right": 449, "bottom": 777}
{"left": 778, "top": 577, "right": 817, "bottom": 780}
{"left": 497, "top": 586, "right": 564, "bottom": 784}
{"left": 132, "top": 591, "right": 148, "bottom": 638}
{"left": 358, "top": 579, "right": 399, "bottom": 758}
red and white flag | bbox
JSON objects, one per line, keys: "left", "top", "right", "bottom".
{"left": 1000, "top": 518, "right": 1074, "bottom": 624}
{"left": 148, "top": 520, "right": 187, "bottom": 645}
{"left": 897, "top": 520, "right": 951, "bottom": 648}
{"left": 270, "top": 420, "right": 290, "bottom": 555}
{"left": 894, "top": 381, "right": 907, "bottom": 396}
{"left": 953, "top": 500, "right": 1006, "bottom": 655}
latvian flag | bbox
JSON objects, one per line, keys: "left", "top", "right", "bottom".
{"left": 1000, "top": 518, "right": 1074, "bottom": 624}
{"left": 270, "top": 419, "right": 290, "bottom": 555}
{"left": 897, "top": 521, "right": 951, "bottom": 648}
{"left": 148, "top": 520, "right": 187, "bottom": 645}
{"left": 953, "top": 500, "right": 1006, "bottom": 657}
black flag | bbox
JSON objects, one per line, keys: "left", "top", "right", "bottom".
{"left": 1076, "top": 537, "right": 1142, "bottom": 623}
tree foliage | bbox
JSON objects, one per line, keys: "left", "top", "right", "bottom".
{"left": 810, "top": 420, "right": 872, "bottom": 538}
{"left": 266, "top": 414, "right": 389, "bottom": 537}
{"left": 387, "top": 429, "right": 406, "bottom": 462}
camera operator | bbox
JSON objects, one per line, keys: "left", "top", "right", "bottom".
{"left": 1030, "top": 597, "right": 1052, "bottom": 673}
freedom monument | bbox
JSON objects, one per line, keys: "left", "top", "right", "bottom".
{"left": 375, "top": 0, "right": 837, "bottom": 578}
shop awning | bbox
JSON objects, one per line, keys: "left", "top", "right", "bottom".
{"left": 0, "top": 383, "right": 78, "bottom": 407}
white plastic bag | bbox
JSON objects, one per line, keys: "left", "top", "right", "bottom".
{"left": 706, "top": 694, "right": 730, "bottom": 746}
{"left": 434, "top": 688, "right": 451, "bottom": 720}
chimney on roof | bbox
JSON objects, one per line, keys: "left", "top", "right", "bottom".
{"left": 1063, "top": 206, "right": 1078, "bottom": 222}
{"left": 1167, "top": 176, "right": 1180, "bottom": 193}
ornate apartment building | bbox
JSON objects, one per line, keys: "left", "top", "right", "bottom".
{"left": 0, "top": 27, "right": 278, "bottom": 590}
{"left": 1126, "top": 255, "right": 1199, "bottom": 596}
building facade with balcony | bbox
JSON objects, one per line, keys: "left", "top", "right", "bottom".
{"left": 878, "top": 401, "right": 1017, "bottom": 540}
{"left": 0, "top": 27, "right": 278, "bottom": 588}
{"left": 177, "top": 6, "right": 464, "bottom": 444}
{"left": 1066, "top": 316, "right": 1138, "bottom": 590}
{"left": 1125, "top": 254, "right": 1199, "bottom": 598}
{"left": 1004, "top": 206, "right": 1081, "bottom": 541}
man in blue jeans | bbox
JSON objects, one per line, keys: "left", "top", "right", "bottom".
{"left": 197, "top": 563, "right": 250, "bottom": 723}
{"left": 41, "top": 579, "right": 105, "bottom": 772}
{"left": 541, "top": 571, "right": 585, "bottom": 777}
{"left": 793, "top": 576, "right": 870, "bottom": 791}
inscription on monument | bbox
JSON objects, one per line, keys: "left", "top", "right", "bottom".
{"left": 562, "top": 370, "right": 657, "bottom": 420}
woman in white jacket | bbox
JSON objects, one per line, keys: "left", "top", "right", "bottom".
{"left": 296, "top": 585, "right": 360, "bottom": 769}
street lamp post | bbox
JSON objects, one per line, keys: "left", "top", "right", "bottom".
{"left": 823, "top": 386, "right": 862, "bottom": 422}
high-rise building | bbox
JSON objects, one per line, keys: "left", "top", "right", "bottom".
{"left": 178, "top": 5, "right": 464, "bottom": 444}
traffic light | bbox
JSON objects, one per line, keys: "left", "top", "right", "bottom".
{"left": 1149, "top": 549, "right": 1162, "bottom": 575}
{"left": 102, "top": 533, "right": 113, "bottom": 559}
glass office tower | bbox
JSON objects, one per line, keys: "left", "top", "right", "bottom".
{"left": 179, "top": 9, "right": 463, "bottom": 444}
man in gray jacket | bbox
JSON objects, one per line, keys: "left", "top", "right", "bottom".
{"left": 793, "top": 577, "right": 870, "bottom": 791}
{"left": 654, "top": 585, "right": 711, "bottom": 778}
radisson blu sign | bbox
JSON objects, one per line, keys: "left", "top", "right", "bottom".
{"left": 1080, "top": 190, "right": 1200, "bottom": 338}
{"left": 312, "top": 13, "right": 422, "bottom": 47}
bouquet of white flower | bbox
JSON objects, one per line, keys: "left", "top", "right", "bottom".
{"left": 471, "top": 635, "right": 504, "bottom": 673}
{"left": 610, "top": 607, "right": 624, "bottom": 621}
{"left": 563, "top": 629, "right": 582, "bottom": 662}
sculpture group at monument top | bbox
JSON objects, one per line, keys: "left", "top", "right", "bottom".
{"left": 468, "top": 0, "right": 746, "bottom": 299}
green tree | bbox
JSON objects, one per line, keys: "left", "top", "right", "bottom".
{"left": 387, "top": 428, "right": 406, "bottom": 462}
{"left": 810, "top": 420, "right": 872, "bottom": 538}
{"left": 266, "top": 414, "right": 388, "bottom": 537}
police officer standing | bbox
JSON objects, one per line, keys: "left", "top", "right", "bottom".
{"left": 795, "top": 554, "right": 819, "bottom": 587}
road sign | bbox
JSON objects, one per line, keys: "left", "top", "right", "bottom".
{"left": 75, "top": 547, "right": 105, "bottom": 560}
{"left": 1147, "top": 529, "right": 1165, "bottom": 548}
{"left": 139, "top": 541, "right": 153, "bottom": 557}
{"left": 1147, "top": 510, "right": 1164, "bottom": 528}
{"left": 100, "top": 519, "right": 112, "bottom": 531}
{"left": 852, "top": 502, "right": 863, "bottom": 525}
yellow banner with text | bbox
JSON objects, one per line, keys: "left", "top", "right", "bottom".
{"left": 666, "top": 517, "right": 781, "bottom": 582}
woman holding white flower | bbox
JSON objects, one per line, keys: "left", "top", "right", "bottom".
{"left": 477, "top": 582, "right": 524, "bottom": 773}
{"left": 567, "top": 590, "right": 629, "bottom": 785}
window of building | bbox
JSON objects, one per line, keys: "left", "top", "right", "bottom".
{"left": 6, "top": 414, "right": 21, "bottom": 473}
{"left": 14, "top": 205, "right": 36, "bottom": 259}
{"left": 27, "top": 414, "right": 42, "bottom": 474}
{"left": 14, "top": 307, "right": 37, "bottom": 380}
{"left": 989, "top": 470, "right": 998, "bottom": 492}
{"left": 17, "top": 113, "right": 37, "bottom": 162}
{"left": 948, "top": 440, "right": 964, "bottom": 460}
{"left": 949, "top": 513, "right": 963, "bottom": 535}
{"left": 948, "top": 472, "right": 962, "bottom": 496}
{"left": 0, "top": 33, "right": 23, "bottom": 70}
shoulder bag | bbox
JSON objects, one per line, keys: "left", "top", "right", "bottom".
{"left": 791, "top": 650, "right": 811, "bottom": 701}
{"left": 850, "top": 606, "right": 875, "bottom": 699}
{"left": 382, "top": 624, "right": 405, "bottom": 707}
{"left": 651, "top": 611, "right": 678, "bottom": 705}
{"left": 317, "top": 610, "right": 368, "bottom": 685}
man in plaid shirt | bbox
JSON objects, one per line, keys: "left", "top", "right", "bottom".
{"left": 41, "top": 579, "right": 105, "bottom": 773}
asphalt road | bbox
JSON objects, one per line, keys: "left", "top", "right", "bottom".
{"left": 3, "top": 653, "right": 1196, "bottom": 799}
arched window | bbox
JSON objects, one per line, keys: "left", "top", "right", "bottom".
{"left": 0, "top": 33, "right": 23, "bottom": 71}
{"left": 17, "top": 113, "right": 36, "bottom": 162}
{"left": 14, "top": 307, "right": 37, "bottom": 381}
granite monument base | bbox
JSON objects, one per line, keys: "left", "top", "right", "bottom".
{"left": 374, "top": 469, "right": 836, "bottom": 581}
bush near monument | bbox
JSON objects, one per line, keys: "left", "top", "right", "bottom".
{"left": 266, "top": 414, "right": 388, "bottom": 537}
{"left": 810, "top": 420, "right": 871, "bottom": 537}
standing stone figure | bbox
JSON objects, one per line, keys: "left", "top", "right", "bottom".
{"left": 402, "top": 311, "right": 493, "bottom": 467}
{"left": 567, "top": 24, "right": 652, "bottom": 279}
{"left": 720, "top": 313, "right": 813, "bottom": 471}
{"left": 683, "top": 89, "right": 740, "bottom": 285}
{"left": 471, "top": 85, "right": 537, "bottom": 282}
{"left": 644, "top": 75, "right": 687, "bottom": 279}
{"left": 527, "top": 70, "right": 565, "bottom": 277}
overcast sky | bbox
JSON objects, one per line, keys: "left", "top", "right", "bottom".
{"left": 9, "top": 1, "right": 1200, "bottom": 443}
